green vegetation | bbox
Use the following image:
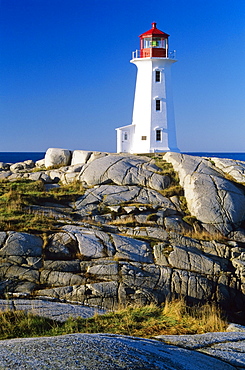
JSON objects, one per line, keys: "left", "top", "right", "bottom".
{"left": 182, "top": 215, "right": 198, "bottom": 225}
{"left": 153, "top": 157, "right": 179, "bottom": 184}
{"left": 0, "top": 300, "right": 227, "bottom": 340}
{"left": 179, "top": 195, "right": 191, "bottom": 214}
{"left": 0, "top": 179, "right": 85, "bottom": 232}
{"left": 161, "top": 184, "right": 183, "bottom": 197}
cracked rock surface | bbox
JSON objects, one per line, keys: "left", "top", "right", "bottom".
{"left": 1, "top": 151, "right": 245, "bottom": 319}
{"left": 156, "top": 331, "right": 245, "bottom": 369}
{"left": 164, "top": 152, "right": 245, "bottom": 235}
{"left": 0, "top": 333, "right": 238, "bottom": 370}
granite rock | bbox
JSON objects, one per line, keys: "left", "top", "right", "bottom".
{"left": 164, "top": 152, "right": 245, "bottom": 235}
{"left": 45, "top": 148, "right": 71, "bottom": 168}
{"left": 0, "top": 333, "right": 237, "bottom": 370}
{"left": 79, "top": 154, "right": 170, "bottom": 191}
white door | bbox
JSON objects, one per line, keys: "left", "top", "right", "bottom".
{"left": 122, "top": 131, "right": 129, "bottom": 152}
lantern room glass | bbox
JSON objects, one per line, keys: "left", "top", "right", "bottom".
{"left": 143, "top": 38, "right": 166, "bottom": 49}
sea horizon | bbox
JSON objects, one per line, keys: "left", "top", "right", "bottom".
{"left": 0, "top": 151, "right": 244, "bottom": 164}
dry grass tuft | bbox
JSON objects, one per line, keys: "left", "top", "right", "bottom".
{"left": 183, "top": 229, "right": 227, "bottom": 242}
{"left": 0, "top": 179, "right": 86, "bottom": 232}
{"left": 0, "top": 299, "right": 227, "bottom": 340}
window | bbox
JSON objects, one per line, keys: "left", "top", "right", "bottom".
{"left": 124, "top": 132, "right": 128, "bottom": 141}
{"left": 143, "top": 38, "right": 166, "bottom": 49}
{"left": 151, "top": 39, "right": 159, "bottom": 47}
{"left": 156, "top": 130, "right": 161, "bottom": 141}
{"left": 143, "top": 38, "right": 151, "bottom": 48}
{"left": 155, "top": 70, "right": 160, "bottom": 82}
{"left": 156, "top": 99, "right": 161, "bottom": 111}
{"left": 141, "top": 136, "right": 147, "bottom": 140}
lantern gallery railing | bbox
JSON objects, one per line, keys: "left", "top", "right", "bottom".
{"left": 132, "top": 49, "right": 176, "bottom": 59}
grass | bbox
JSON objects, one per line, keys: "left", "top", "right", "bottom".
{"left": 0, "top": 310, "right": 60, "bottom": 340}
{"left": 152, "top": 156, "right": 179, "bottom": 182}
{"left": 183, "top": 229, "right": 228, "bottom": 242}
{"left": 0, "top": 179, "right": 86, "bottom": 232}
{"left": 109, "top": 215, "right": 137, "bottom": 227}
{"left": 0, "top": 299, "right": 227, "bottom": 340}
{"left": 160, "top": 185, "right": 183, "bottom": 197}
{"left": 182, "top": 215, "right": 198, "bottom": 225}
{"left": 138, "top": 154, "right": 180, "bottom": 188}
{"left": 179, "top": 195, "right": 191, "bottom": 215}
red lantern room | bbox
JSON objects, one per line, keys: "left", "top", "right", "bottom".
{"left": 139, "top": 22, "right": 169, "bottom": 58}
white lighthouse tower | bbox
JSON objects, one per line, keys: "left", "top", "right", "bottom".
{"left": 116, "top": 23, "right": 179, "bottom": 153}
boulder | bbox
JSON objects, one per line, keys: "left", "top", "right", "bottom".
{"left": 0, "top": 162, "right": 10, "bottom": 170}
{"left": 47, "top": 170, "right": 63, "bottom": 182}
{"left": 164, "top": 152, "right": 245, "bottom": 235}
{"left": 0, "top": 171, "right": 11, "bottom": 179}
{"left": 35, "top": 158, "right": 45, "bottom": 168}
{"left": 60, "top": 172, "right": 79, "bottom": 184}
{"left": 13, "top": 281, "right": 37, "bottom": 294}
{"left": 28, "top": 172, "right": 43, "bottom": 181}
{"left": 9, "top": 160, "right": 35, "bottom": 172}
{"left": 121, "top": 262, "right": 160, "bottom": 290}
{"left": 71, "top": 150, "right": 92, "bottom": 165}
{"left": 23, "top": 160, "right": 35, "bottom": 169}
{"left": 44, "top": 148, "right": 71, "bottom": 168}
{"left": 10, "top": 162, "right": 25, "bottom": 172}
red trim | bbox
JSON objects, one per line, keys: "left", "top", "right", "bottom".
{"left": 140, "top": 48, "right": 167, "bottom": 58}
{"left": 139, "top": 23, "right": 169, "bottom": 39}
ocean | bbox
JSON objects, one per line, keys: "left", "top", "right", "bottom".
{"left": 0, "top": 152, "right": 46, "bottom": 164}
{"left": 0, "top": 152, "right": 245, "bottom": 164}
{"left": 183, "top": 152, "right": 245, "bottom": 162}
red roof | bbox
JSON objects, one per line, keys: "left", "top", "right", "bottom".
{"left": 139, "top": 22, "right": 169, "bottom": 38}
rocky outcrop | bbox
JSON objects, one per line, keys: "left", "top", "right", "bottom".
{"left": 211, "top": 157, "right": 245, "bottom": 184}
{"left": 0, "top": 333, "right": 240, "bottom": 370}
{"left": 1, "top": 150, "right": 245, "bottom": 319}
{"left": 155, "top": 331, "right": 245, "bottom": 369}
{"left": 0, "top": 227, "right": 244, "bottom": 316}
{"left": 77, "top": 154, "right": 170, "bottom": 191}
{"left": 164, "top": 152, "right": 245, "bottom": 235}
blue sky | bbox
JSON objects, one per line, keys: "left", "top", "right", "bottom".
{"left": 0, "top": 0, "right": 244, "bottom": 152}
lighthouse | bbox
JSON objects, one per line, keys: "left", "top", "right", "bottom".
{"left": 116, "top": 23, "right": 179, "bottom": 153}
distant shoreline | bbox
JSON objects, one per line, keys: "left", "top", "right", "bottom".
{"left": 0, "top": 151, "right": 244, "bottom": 163}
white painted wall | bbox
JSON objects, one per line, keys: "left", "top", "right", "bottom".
{"left": 116, "top": 124, "right": 135, "bottom": 153}
{"left": 116, "top": 56, "right": 179, "bottom": 153}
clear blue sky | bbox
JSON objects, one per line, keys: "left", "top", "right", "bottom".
{"left": 0, "top": 0, "right": 245, "bottom": 152}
